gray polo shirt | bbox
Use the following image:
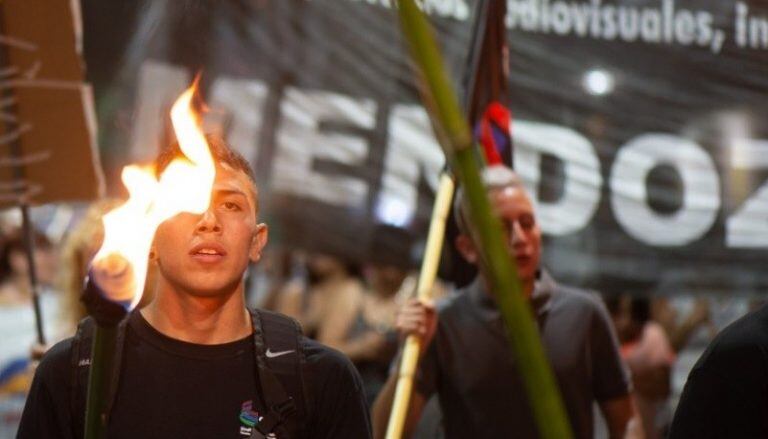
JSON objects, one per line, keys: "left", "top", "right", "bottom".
{"left": 415, "top": 271, "right": 630, "bottom": 438}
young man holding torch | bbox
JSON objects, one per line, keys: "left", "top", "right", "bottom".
{"left": 372, "top": 165, "right": 635, "bottom": 438}
{"left": 17, "top": 138, "right": 372, "bottom": 438}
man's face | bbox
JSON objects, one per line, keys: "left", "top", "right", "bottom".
{"left": 490, "top": 186, "right": 541, "bottom": 283}
{"left": 457, "top": 185, "right": 542, "bottom": 286}
{"left": 151, "top": 164, "right": 267, "bottom": 297}
{"left": 367, "top": 264, "right": 407, "bottom": 296}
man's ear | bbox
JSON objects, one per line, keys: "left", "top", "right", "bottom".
{"left": 249, "top": 223, "right": 268, "bottom": 263}
{"left": 455, "top": 234, "right": 479, "bottom": 265}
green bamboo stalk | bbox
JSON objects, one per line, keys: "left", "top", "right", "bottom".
{"left": 84, "top": 324, "right": 118, "bottom": 439}
{"left": 396, "top": 1, "right": 573, "bottom": 438}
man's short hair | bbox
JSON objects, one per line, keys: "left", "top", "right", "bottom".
{"left": 453, "top": 165, "right": 526, "bottom": 234}
{"left": 154, "top": 135, "right": 259, "bottom": 213}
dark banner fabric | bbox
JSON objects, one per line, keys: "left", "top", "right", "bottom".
{"left": 81, "top": 0, "right": 768, "bottom": 296}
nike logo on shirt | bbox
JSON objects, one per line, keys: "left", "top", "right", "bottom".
{"left": 265, "top": 348, "right": 294, "bottom": 358}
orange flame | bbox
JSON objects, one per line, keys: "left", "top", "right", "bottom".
{"left": 91, "top": 82, "right": 216, "bottom": 310}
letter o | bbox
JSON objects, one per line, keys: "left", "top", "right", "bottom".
{"left": 610, "top": 134, "right": 720, "bottom": 246}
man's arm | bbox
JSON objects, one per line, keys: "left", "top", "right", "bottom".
{"left": 314, "top": 282, "right": 361, "bottom": 352}
{"left": 598, "top": 395, "right": 637, "bottom": 439}
{"left": 590, "top": 295, "right": 636, "bottom": 438}
{"left": 371, "top": 371, "right": 429, "bottom": 439}
{"left": 371, "top": 298, "right": 438, "bottom": 439}
{"left": 17, "top": 339, "right": 75, "bottom": 439}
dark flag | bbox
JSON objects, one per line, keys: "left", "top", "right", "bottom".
{"left": 444, "top": 0, "right": 512, "bottom": 287}
{"left": 463, "top": 0, "right": 513, "bottom": 167}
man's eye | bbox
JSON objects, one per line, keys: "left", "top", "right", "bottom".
{"left": 222, "top": 201, "right": 241, "bottom": 211}
{"left": 519, "top": 215, "right": 535, "bottom": 229}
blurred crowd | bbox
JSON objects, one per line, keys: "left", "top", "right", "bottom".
{"left": 0, "top": 201, "right": 762, "bottom": 438}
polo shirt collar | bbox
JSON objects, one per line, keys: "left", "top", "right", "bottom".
{"left": 467, "top": 269, "right": 556, "bottom": 322}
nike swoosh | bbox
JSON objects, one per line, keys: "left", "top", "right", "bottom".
{"left": 265, "top": 348, "right": 295, "bottom": 358}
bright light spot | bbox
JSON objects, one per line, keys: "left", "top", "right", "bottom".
{"left": 583, "top": 69, "right": 614, "bottom": 96}
{"left": 375, "top": 197, "right": 412, "bottom": 228}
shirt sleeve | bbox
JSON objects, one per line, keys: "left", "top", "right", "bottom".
{"left": 17, "top": 339, "right": 75, "bottom": 439}
{"left": 413, "top": 335, "right": 439, "bottom": 399}
{"left": 308, "top": 348, "right": 372, "bottom": 439}
{"left": 589, "top": 298, "right": 631, "bottom": 401}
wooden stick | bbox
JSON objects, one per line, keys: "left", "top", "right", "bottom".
{"left": 385, "top": 172, "right": 454, "bottom": 439}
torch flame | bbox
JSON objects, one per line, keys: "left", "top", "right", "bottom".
{"left": 92, "top": 81, "right": 216, "bottom": 310}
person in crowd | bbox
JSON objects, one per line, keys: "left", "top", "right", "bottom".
{"left": 0, "top": 229, "right": 61, "bottom": 370}
{"left": 356, "top": 259, "right": 415, "bottom": 403}
{"left": 0, "top": 229, "right": 59, "bottom": 307}
{"left": 606, "top": 294, "right": 675, "bottom": 439}
{"left": 668, "top": 299, "right": 768, "bottom": 438}
{"left": 651, "top": 296, "right": 711, "bottom": 354}
{"left": 372, "top": 165, "right": 636, "bottom": 439}
{"left": 17, "top": 138, "right": 371, "bottom": 438}
{"left": 355, "top": 225, "right": 449, "bottom": 408}
{"left": 245, "top": 246, "right": 298, "bottom": 309}
{"left": 0, "top": 229, "right": 61, "bottom": 436}
{"left": 276, "top": 252, "right": 366, "bottom": 348}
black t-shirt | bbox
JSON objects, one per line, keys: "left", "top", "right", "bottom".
{"left": 17, "top": 311, "right": 371, "bottom": 439}
{"left": 669, "top": 303, "right": 768, "bottom": 439}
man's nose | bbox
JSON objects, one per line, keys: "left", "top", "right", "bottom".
{"left": 509, "top": 221, "right": 527, "bottom": 247}
{"left": 195, "top": 209, "right": 221, "bottom": 233}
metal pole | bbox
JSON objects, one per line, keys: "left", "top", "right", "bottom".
{"left": 0, "top": 1, "right": 47, "bottom": 345}
{"left": 19, "top": 202, "right": 46, "bottom": 345}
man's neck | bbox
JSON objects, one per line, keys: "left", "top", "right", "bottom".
{"left": 140, "top": 284, "right": 251, "bottom": 345}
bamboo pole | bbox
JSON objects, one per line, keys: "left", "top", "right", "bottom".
{"left": 82, "top": 264, "right": 130, "bottom": 439}
{"left": 394, "top": 1, "right": 573, "bottom": 438}
{"left": 385, "top": 172, "right": 454, "bottom": 439}
{"left": 84, "top": 324, "right": 119, "bottom": 439}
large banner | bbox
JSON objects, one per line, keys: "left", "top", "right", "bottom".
{"left": 80, "top": 0, "right": 768, "bottom": 296}
{"left": 0, "top": 0, "right": 102, "bottom": 209}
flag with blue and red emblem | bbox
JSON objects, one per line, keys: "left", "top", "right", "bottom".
{"left": 463, "top": 0, "right": 513, "bottom": 168}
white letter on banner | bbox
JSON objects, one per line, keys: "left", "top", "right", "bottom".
{"left": 378, "top": 104, "right": 444, "bottom": 227}
{"left": 273, "top": 87, "right": 372, "bottom": 207}
{"left": 726, "top": 139, "right": 768, "bottom": 248}
{"left": 206, "top": 77, "right": 269, "bottom": 166}
{"left": 610, "top": 134, "right": 720, "bottom": 246}
{"left": 128, "top": 61, "right": 190, "bottom": 161}
{"left": 512, "top": 120, "right": 602, "bottom": 236}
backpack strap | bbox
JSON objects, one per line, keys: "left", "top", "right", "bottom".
{"left": 70, "top": 317, "right": 93, "bottom": 439}
{"left": 249, "top": 309, "right": 307, "bottom": 438}
{"left": 259, "top": 310, "right": 310, "bottom": 420}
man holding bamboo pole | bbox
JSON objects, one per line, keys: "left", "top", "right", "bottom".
{"left": 18, "top": 138, "right": 371, "bottom": 439}
{"left": 372, "top": 165, "right": 635, "bottom": 438}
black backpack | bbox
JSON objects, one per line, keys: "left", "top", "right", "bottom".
{"left": 69, "top": 309, "right": 309, "bottom": 439}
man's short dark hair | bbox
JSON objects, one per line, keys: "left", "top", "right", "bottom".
{"left": 154, "top": 135, "right": 259, "bottom": 212}
{"left": 453, "top": 165, "right": 526, "bottom": 234}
